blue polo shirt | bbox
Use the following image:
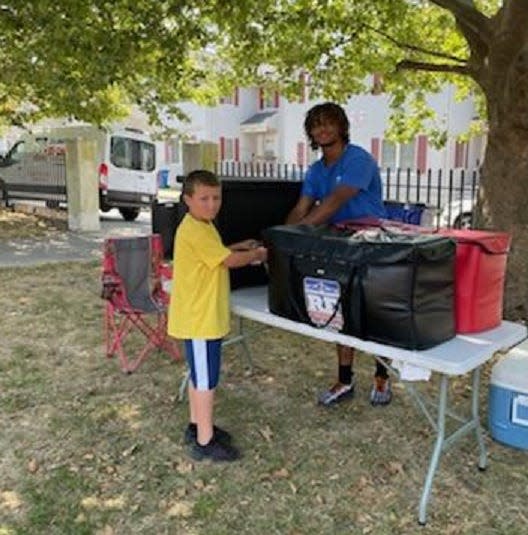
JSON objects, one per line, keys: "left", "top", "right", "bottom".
{"left": 302, "top": 144, "right": 386, "bottom": 223}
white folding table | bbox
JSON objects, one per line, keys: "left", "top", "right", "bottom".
{"left": 228, "top": 285, "right": 527, "bottom": 525}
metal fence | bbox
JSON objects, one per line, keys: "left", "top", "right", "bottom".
{"left": 0, "top": 153, "right": 67, "bottom": 208}
{"left": 214, "top": 161, "right": 479, "bottom": 229}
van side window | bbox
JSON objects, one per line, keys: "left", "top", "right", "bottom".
{"left": 111, "top": 136, "right": 156, "bottom": 172}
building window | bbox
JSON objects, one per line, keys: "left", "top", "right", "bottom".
{"left": 259, "top": 88, "right": 279, "bottom": 109}
{"left": 219, "top": 87, "right": 239, "bottom": 106}
{"left": 219, "top": 137, "right": 239, "bottom": 161}
{"left": 381, "top": 140, "right": 396, "bottom": 169}
{"left": 224, "top": 138, "right": 234, "bottom": 160}
{"left": 380, "top": 140, "right": 416, "bottom": 170}
{"left": 167, "top": 138, "right": 181, "bottom": 164}
{"left": 400, "top": 142, "right": 415, "bottom": 169}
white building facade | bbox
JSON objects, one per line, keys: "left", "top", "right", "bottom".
{"left": 162, "top": 82, "right": 485, "bottom": 185}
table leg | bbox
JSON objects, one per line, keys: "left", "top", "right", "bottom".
{"left": 418, "top": 374, "right": 448, "bottom": 525}
{"left": 472, "top": 367, "right": 487, "bottom": 470}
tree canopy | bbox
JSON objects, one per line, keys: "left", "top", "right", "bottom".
{"left": 0, "top": 1, "right": 500, "bottom": 134}
{"left": 2, "top": 0, "right": 528, "bottom": 318}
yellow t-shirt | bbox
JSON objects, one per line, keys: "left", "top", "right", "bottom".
{"left": 167, "top": 214, "right": 231, "bottom": 339}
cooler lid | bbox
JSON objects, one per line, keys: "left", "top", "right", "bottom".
{"left": 437, "top": 229, "right": 511, "bottom": 254}
{"left": 491, "top": 342, "right": 528, "bottom": 393}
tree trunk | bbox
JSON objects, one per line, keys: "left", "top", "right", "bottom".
{"left": 479, "top": 124, "right": 528, "bottom": 322}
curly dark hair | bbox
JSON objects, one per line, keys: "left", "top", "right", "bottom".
{"left": 182, "top": 169, "right": 220, "bottom": 197}
{"left": 304, "top": 102, "right": 350, "bottom": 150}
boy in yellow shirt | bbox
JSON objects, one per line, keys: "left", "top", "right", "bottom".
{"left": 168, "top": 170, "right": 267, "bottom": 462}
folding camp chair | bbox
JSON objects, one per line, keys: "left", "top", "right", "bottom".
{"left": 102, "top": 234, "right": 180, "bottom": 373}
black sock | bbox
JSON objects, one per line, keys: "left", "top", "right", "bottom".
{"left": 375, "top": 358, "right": 389, "bottom": 379}
{"left": 339, "top": 365, "right": 353, "bottom": 385}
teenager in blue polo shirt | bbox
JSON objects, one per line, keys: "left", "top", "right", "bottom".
{"left": 286, "top": 102, "right": 392, "bottom": 407}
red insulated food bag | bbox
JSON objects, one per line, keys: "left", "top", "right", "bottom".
{"left": 437, "top": 229, "right": 511, "bottom": 333}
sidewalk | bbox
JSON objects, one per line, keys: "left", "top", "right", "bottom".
{"left": 0, "top": 188, "right": 180, "bottom": 268}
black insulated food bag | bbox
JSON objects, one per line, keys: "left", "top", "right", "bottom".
{"left": 262, "top": 224, "right": 456, "bottom": 350}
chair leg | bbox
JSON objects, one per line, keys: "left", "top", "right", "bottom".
{"left": 105, "top": 308, "right": 181, "bottom": 373}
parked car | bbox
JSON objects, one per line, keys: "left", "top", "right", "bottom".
{"left": 435, "top": 197, "right": 475, "bottom": 229}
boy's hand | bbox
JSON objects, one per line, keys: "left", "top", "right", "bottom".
{"left": 251, "top": 246, "right": 267, "bottom": 265}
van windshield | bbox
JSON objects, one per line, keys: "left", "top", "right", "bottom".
{"left": 110, "top": 136, "right": 155, "bottom": 172}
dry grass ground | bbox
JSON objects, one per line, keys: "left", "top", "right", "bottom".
{"left": 0, "top": 209, "right": 527, "bottom": 534}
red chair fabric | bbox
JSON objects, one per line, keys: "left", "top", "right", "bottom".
{"left": 102, "top": 234, "right": 180, "bottom": 373}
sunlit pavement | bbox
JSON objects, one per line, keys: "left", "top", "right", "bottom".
{"left": 0, "top": 208, "right": 152, "bottom": 267}
{"left": 0, "top": 188, "right": 183, "bottom": 267}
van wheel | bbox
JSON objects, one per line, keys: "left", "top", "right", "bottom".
{"left": 119, "top": 207, "right": 140, "bottom": 221}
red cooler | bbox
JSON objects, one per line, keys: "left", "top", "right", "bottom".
{"left": 438, "top": 229, "right": 511, "bottom": 333}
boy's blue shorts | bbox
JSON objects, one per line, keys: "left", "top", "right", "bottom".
{"left": 183, "top": 338, "right": 223, "bottom": 391}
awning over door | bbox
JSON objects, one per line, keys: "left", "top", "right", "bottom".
{"left": 240, "top": 111, "right": 278, "bottom": 134}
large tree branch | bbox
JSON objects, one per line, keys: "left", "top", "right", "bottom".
{"left": 397, "top": 59, "right": 470, "bottom": 76}
{"left": 362, "top": 22, "right": 467, "bottom": 63}
{"left": 429, "top": 0, "right": 492, "bottom": 45}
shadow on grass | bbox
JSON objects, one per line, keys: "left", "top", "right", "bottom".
{"left": 0, "top": 262, "right": 527, "bottom": 534}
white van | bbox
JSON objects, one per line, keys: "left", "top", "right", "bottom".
{"left": 0, "top": 125, "right": 158, "bottom": 221}
{"left": 97, "top": 127, "right": 158, "bottom": 221}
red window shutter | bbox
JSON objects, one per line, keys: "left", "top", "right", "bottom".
{"left": 299, "top": 73, "right": 306, "bottom": 103}
{"left": 454, "top": 142, "right": 461, "bottom": 167}
{"left": 234, "top": 138, "right": 240, "bottom": 162}
{"left": 416, "top": 135, "right": 427, "bottom": 173}
{"left": 259, "top": 88, "right": 264, "bottom": 110}
{"left": 454, "top": 141, "right": 467, "bottom": 168}
{"left": 274, "top": 91, "right": 280, "bottom": 108}
{"left": 219, "top": 137, "right": 225, "bottom": 160}
{"left": 297, "top": 142, "right": 305, "bottom": 166}
{"left": 234, "top": 87, "right": 239, "bottom": 106}
{"left": 370, "top": 137, "right": 380, "bottom": 163}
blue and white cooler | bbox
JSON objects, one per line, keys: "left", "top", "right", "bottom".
{"left": 488, "top": 339, "right": 528, "bottom": 450}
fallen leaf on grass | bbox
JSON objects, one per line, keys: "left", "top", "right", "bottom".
{"left": 272, "top": 467, "right": 290, "bottom": 479}
{"left": 166, "top": 501, "right": 193, "bottom": 518}
{"left": 95, "top": 526, "right": 114, "bottom": 535}
{"left": 175, "top": 460, "right": 194, "bottom": 474}
{"left": 81, "top": 495, "right": 126, "bottom": 511}
{"left": 27, "top": 458, "right": 39, "bottom": 473}
{"left": 81, "top": 496, "right": 100, "bottom": 510}
{"left": 386, "top": 461, "right": 405, "bottom": 476}
{"left": 259, "top": 425, "right": 274, "bottom": 442}
{"left": 102, "top": 496, "right": 126, "bottom": 510}
{"left": 0, "top": 491, "right": 22, "bottom": 510}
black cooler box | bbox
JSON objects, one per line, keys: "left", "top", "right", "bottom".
{"left": 152, "top": 180, "right": 302, "bottom": 289}
{"left": 217, "top": 179, "right": 302, "bottom": 289}
{"left": 262, "top": 224, "right": 456, "bottom": 350}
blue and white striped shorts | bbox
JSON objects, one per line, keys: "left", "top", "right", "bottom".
{"left": 184, "top": 338, "right": 223, "bottom": 391}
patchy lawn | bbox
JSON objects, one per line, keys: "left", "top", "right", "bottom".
{"left": 0, "top": 261, "right": 527, "bottom": 535}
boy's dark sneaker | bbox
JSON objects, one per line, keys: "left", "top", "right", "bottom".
{"left": 183, "top": 424, "right": 232, "bottom": 445}
{"left": 190, "top": 437, "right": 241, "bottom": 462}
{"left": 317, "top": 378, "right": 356, "bottom": 406}
{"left": 370, "top": 376, "right": 393, "bottom": 406}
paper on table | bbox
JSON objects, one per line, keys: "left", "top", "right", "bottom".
{"left": 392, "top": 360, "right": 432, "bottom": 381}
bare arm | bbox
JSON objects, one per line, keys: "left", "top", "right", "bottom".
{"left": 297, "top": 185, "right": 359, "bottom": 225}
{"left": 285, "top": 195, "right": 315, "bottom": 224}
{"left": 223, "top": 246, "right": 267, "bottom": 269}
{"left": 229, "top": 239, "right": 260, "bottom": 251}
